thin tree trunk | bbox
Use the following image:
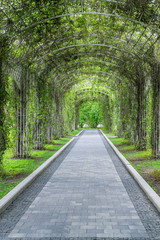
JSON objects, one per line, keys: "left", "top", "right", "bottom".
{"left": 54, "top": 91, "right": 64, "bottom": 139}
{"left": 0, "top": 37, "right": 8, "bottom": 172}
{"left": 135, "top": 75, "right": 147, "bottom": 150}
{"left": 0, "top": 52, "right": 7, "bottom": 166}
{"left": 119, "top": 96, "right": 127, "bottom": 137}
{"left": 151, "top": 63, "right": 160, "bottom": 157}
{"left": 75, "top": 105, "right": 79, "bottom": 129}
{"left": 14, "top": 67, "right": 30, "bottom": 158}
{"left": 33, "top": 76, "right": 50, "bottom": 149}
{"left": 102, "top": 96, "right": 112, "bottom": 132}
{"left": 59, "top": 104, "right": 64, "bottom": 137}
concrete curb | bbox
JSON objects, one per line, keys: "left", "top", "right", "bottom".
{"left": 0, "top": 130, "right": 83, "bottom": 215}
{"left": 100, "top": 130, "right": 160, "bottom": 213}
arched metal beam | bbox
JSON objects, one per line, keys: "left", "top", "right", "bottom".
{"left": 21, "top": 12, "right": 159, "bottom": 33}
{"left": 75, "top": 94, "right": 108, "bottom": 107}
{"left": 35, "top": 33, "right": 128, "bottom": 59}
{"left": 35, "top": 43, "right": 141, "bottom": 62}
{"left": 50, "top": 61, "right": 120, "bottom": 80}
{"left": 75, "top": 88, "right": 109, "bottom": 96}
{"left": 37, "top": 51, "right": 126, "bottom": 76}
{"left": 49, "top": 64, "right": 134, "bottom": 90}
{"left": 62, "top": 72, "right": 124, "bottom": 91}
{"left": 53, "top": 69, "right": 120, "bottom": 89}
{"left": 48, "top": 56, "right": 135, "bottom": 81}
{"left": 50, "top": 70, "right": 126, "bottom": 94}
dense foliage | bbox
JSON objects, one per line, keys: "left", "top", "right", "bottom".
{"left": 0, "top": 0, "right": 160, "bottom": 175}
{"left": 79, "top": 101, "right": 102, "bottom": 128}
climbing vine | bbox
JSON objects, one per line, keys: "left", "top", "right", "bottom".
{"left": 0, "top": 0, "right": 160, "bottom": 175}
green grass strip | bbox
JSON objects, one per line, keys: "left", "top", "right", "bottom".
{"left": 0, "top": 129, "right": 82, "bottom": 199}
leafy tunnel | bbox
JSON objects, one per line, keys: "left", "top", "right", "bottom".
{"left": 0, "top": 0, "right": 160, "bottom": 167}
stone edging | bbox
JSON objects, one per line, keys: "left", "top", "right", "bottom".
{"left": 0, "top": 130, "right": 83, "bottom": 215}
{"left": 100, "top": 129, "right": 160, "bottom": 213}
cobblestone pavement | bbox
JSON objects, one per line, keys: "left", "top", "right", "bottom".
{"left": 0, "top": 130, "right": 160, "bottom": 240}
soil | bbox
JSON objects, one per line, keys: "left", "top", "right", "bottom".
{"left": 46, "top": 143, "right": 63, "bottom": 145}
{"left": 142, "top": 171, "right": 160, "bottom": 196}
{"left": 2, "top": 173, "right": 28, "bottom": 183}
{"left": 44, "top": 149, "right": 56, "bottom": 152}
{"left": 30, "top": 157, "right": 44, "bottom": 161}
{"left": 11, "top": 156, "right": 44, "bottom": 161}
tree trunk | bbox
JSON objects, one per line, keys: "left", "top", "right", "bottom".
{"left": 54, "top": 103, "right": 64, "bottom": 138}
{"left": 45, "top": 106, "right": 54, "bottom": 144}
{"left": 75, "top": 105, "right": 79, "bottom": 129}
{"left": 128, "top": 88, "right": 137, "bottom": 144}
{"left": 102, "top": 96, "right": 112, "bottom": 132}
{"left": 135, "top": 75, "right": 147, "bottom": 150}
{"left": 53, "top": 91, "right": 64, "bottom": 139}
{"left": 151, "top": 63, "right": 160, "bottom": 157}
{"left": 0, "top": 49, "right": 7, "bottom": 166}
{"left": 119, "top": 96, "right": 127, "bottom": 137}
{"left": 14, "top": 67, "right": 30, "bottom": 158}
{"left": 33, "top": 76, "right": 47, "bottom": 149}
{"left": 0, "top": 36, "right": 8, "bottom": 173}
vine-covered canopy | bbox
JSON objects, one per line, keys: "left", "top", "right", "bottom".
{"left": 0, "top": 0, "right": 160, "bottom": 161}
{"left": 1, "top": 0, "right": 160, "bottom": 94}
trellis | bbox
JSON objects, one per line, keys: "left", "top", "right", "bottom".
{"left": 0, "top": 0, "right": 160, "bottom": 161}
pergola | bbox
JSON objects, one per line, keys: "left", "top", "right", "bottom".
{"left": 0, "top": 0, "right": 160, "bottom": 159}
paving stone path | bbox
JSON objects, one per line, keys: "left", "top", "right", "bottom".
{"left": 1, "top": 130, "right": 160, "bottom": 239}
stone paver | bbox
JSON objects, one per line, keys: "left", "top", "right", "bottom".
{"left": 8, "top": 130, "right": 148, "bottom": 238}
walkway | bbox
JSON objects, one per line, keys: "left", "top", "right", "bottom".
{"left": 1, "top": 130, "right": 160, "bottom": 239}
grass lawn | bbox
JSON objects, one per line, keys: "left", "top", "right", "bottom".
{"left": 105, "top": 133, "right": 160, "bottom": 196}
{"left": 0, "top": 129, "right": 82, "bottom": 199}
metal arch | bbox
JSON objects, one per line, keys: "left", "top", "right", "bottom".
{"left": 75, "top": 94, "right": 108, "bottom": 106}
{"left": 43, "top": 32, "right": 129, "bottom": 61}
{"left": 75, "top": 97, "right": 99, "bottom": 106}
{"left": 49, "top": 61, "right": 134, "bottom": 87}
{"left": 2, "top": 1, "right": 159, "bottom": 61}
{"left": 75, "top": 88, "right": 109, "bottom": 96}
{"left": 44, "top": 52, "right": 126, "bottom": 67}
{"left": 49, "top": 60, "right": 120, "bottom": 79}
{"left": 75, "top": 93, "right": 109, "bottom": 105}
{"left": 50, "top": 67, "right": 133, "bottom": 91}
{"left": 50, "top": 70, "right": 126, "bottom": 92}
{"left": 61, "top": 76, "right": 120, "bottom": 93}
{"left": 55, "top": 33, "right": 127, "bottom": 46}
{"left": 61, "top": 73, "right": 125, "bottom": 90}
{"left": 28, "top": 27, "right": 152, "bottom": 66}
{"left": 4, "top": 0, "right": 159, "bottom": 45}
{"left": 35, "top": 51, "right": 127, "bottom": 83}
{"left": 35, "top": 43, "right": 141, "bottom": 63}
{"left": 43, "top": 33, "right": 128, "bottom": 54}
{"left": 51, "top": 67, "right": 121, "bottom": 88}
{"left": 49, "top": 59, "right": 120, "bottom": 75}
{"left": 20, "top": 12, "right": 159, "bottom": 33}
{"left": 1, "top": 0, "right": 159, "bottom": 91}
{"left": 37, "top": 51, "right": 127, "bottom": 74}
{"left": 55, "top": 66, "right": 137, "bottom": 93}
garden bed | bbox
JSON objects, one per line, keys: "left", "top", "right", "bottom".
{"left": 108, "top": 135, "right": 160, "bottom": 196}
{"left": 0, "top": 130, "right": 81, "bottom": 199}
